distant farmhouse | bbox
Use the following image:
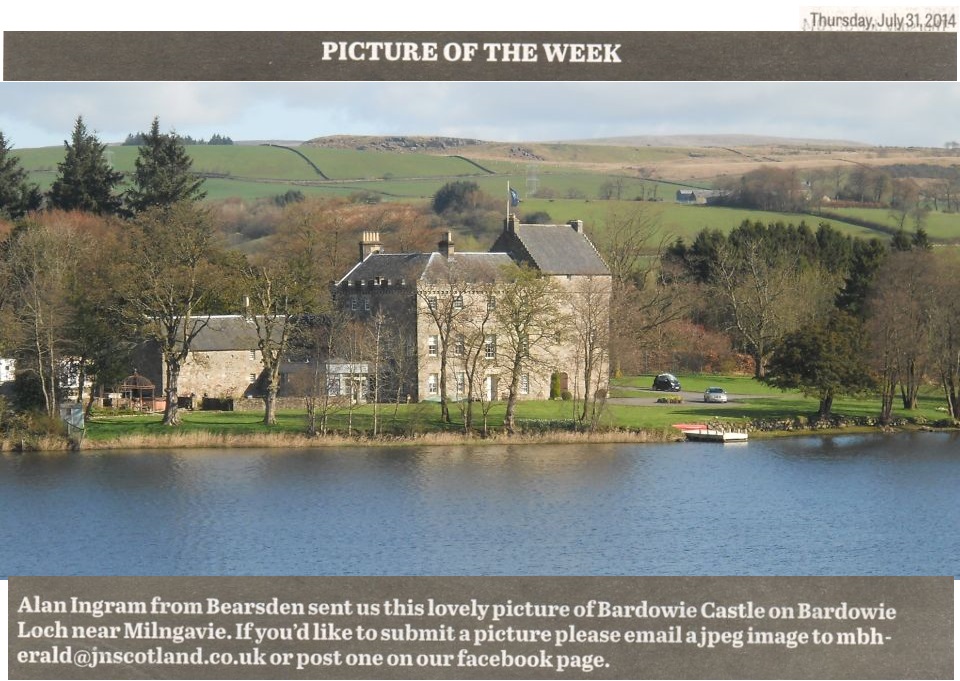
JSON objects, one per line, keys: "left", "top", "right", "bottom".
{"left": 676, "top": 188, "right": 728, "bottom": 205}
{"left": 334, "top": 215, "right": 611, "bottom": 404}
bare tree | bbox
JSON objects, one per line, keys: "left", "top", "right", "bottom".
{"left": 417, "top": 258, "right": 484, "bottom": 423}
{"left": 930, "top": 253, "right": 960, "bottom": 420}
{"left": 711, "top": 238, "right": 838, "bottom": 378}
{"left": 452, "top": 284, "right": 497, "bottom": 433}
{"left": 118, "top": 202, "right": 222, "bottom": 425}
{"left": 494, "top": 263, "right": 568, "bottom": 433}
{"left": 7, "top": 218, "right": 91, "bottom": 416}
{"left": 569, "top": 276, "right": 612, "bottom": 429}
{"left": 594, "top": 205, "right": 692, "bottom": 375}
{"left": 866, "top": 251, "right": 937, "bottom": 412}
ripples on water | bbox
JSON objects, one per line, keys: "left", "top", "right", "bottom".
{"left": 1, "top": 432, "right": 957, "bottom": 576}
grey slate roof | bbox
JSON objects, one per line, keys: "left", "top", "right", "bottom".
{"left": 336, "top": 253, "right": 433, "bottom": 286}
{"left": 420, "top": 252, "right": 514, "bottom": 285}
{"left": 185, "top": 315, "right": 273, "bottom": 352}
{"left": 492, "top": 224, "right": 609, "bottom": 276}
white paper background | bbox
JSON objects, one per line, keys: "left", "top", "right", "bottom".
{"left": 0, "top": 1, "right": 956, "bottom": 679}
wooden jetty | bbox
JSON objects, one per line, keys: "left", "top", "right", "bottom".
{"left": 682, "top": 429, "right": 749, "bottom": 443}
{"left": 673, "top": 423, "right": 749, "bottom": 443}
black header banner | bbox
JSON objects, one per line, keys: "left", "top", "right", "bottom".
{"left": 3, "top": 31, "right": 956, "bottom": 81}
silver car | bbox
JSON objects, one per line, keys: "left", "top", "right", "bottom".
{"left": 703, "top": 387, "right": 728, "bottom": 403}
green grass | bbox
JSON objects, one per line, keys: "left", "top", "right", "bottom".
{"left": 823, "top": 206, "right": 960, "bottom": 242}
{"left": 85, "top": 374, "right": 952, "bottom": 443}
{"left": 298, "top": 148, "right": 488, "bottom": 181}
{"left": 610, "top": 373, "right": 951, "bottom": 427}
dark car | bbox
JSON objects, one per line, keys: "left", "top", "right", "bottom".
{"left": 652, "top": 373, "right": 681, "bottom": 391}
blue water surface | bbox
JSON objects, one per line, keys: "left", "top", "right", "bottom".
{"left": 1, "top": 432, "right": 957, "bottom": 576}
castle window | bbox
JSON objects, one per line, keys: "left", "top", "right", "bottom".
{"left": 485, "top": 335, "right": 497, "bottom": 360}
{"left": 428, "top": 374, "right": 439, "bottom": 395}
{"left": 520, "top": 374, "right": 530, "bottom": 395}
{"left": 428, "top": 335, "right": 439, "bottom": 357}
{"left": 427, "top": 296, "right": 438, "bottom": 312}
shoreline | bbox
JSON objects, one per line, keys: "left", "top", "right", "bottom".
{"left": 3, "top": 422, "right": 955, "bottom": 453}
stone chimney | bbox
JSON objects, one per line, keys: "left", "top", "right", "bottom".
{"left": 504, "top": 213, "right": 518, "bottom": 233}
{"left": 439, "top": 231, "right": 455, "bottom": 260}
{"left": 568, "top": 219, "right": 584, "bottom": 234}
{"left": 359, "top": 231, "right": 383, "bottom": 261}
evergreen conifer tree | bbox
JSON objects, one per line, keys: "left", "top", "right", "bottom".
{"left": 126, "top": 117, "right": 206, "bottom": 213}
{"left": 0, "top": 131, "right": 42, "bottom": 219}
{"left": 48, "top": 116, "right": 124, "bottom": 215}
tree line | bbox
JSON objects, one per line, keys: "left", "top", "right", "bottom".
{"left": 123, "top": 132, "right": 233, "bottom": 146}
{"left": 714, "top": 164, "right": 960, "bottom": 219}
{"left": 663, "top": 219, "right": 959, "bottom": 421}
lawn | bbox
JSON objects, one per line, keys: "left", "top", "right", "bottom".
{"left": 84, "top": 374, "right": 952, "bottom": 445}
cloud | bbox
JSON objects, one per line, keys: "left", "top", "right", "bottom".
{"left": 1, "top": 81, "right": 958, "bottom": 148}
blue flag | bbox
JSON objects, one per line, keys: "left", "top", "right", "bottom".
{"left": 509, "top": 187, "right": 520, "bottom": 207}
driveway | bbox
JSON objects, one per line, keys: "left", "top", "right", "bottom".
{"left": 607, "top": 386, "right": 768, "bottom": 408}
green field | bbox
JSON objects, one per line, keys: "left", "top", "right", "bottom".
{"left": 510, "top": 200, "right": 884, "bottom": 243}
{"left": 823, "top": 206, "right": 960, "bottom": 242}
{"left": 298, "top": 147, "right": 489, "bottom": 180}
{"left": 12, "top": 142, "right": 960, "bottom": 245}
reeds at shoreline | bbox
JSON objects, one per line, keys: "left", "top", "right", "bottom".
{"left": 2, "top": 427, "right": 683, "bottom": 452}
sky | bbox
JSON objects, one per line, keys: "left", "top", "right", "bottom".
{"left": 1, "top": 81, "right": 958, "bottom": 150}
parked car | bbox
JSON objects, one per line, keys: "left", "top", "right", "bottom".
{"left": 652, "top": 373, "right": 681, "bottom": 392}
{"left": 703, "top": 387, "right": 728, "bottom": 403}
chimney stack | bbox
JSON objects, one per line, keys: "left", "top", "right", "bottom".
{"left": 359, "top": 231, "right": 383, "bottom": 261}
{"left": 568, "top": 219, "right": 584, "bottom": 234}
{"left": 504, "top": 213, "right": 518, "bottom": 234}
{"left": 439, "top": 231, "right": 455, "bottom": 259}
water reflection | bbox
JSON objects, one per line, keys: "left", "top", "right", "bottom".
{"left": 1, "top": 433, "right": 957, "bottom": 577}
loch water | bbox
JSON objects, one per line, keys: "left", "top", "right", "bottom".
{"left": 2, "top": 432, "right": 958, "bottom": 576}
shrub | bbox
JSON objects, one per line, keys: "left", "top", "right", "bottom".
{"left": 560, "top": 390, "right": 573, "bottom": 401}
{"left": 550, "top": 373, "right": 562, "bottom": 400}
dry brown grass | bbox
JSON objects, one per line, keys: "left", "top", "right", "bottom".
{"left": 0, "top": 435, "right": 75, "bottom": 452}
{"left": 75, "top": 428, "right": 680, "bottom": 452}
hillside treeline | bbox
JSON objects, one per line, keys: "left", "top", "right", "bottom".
{"left": 715, "top": 164, "right": 960, "bottom": 215}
